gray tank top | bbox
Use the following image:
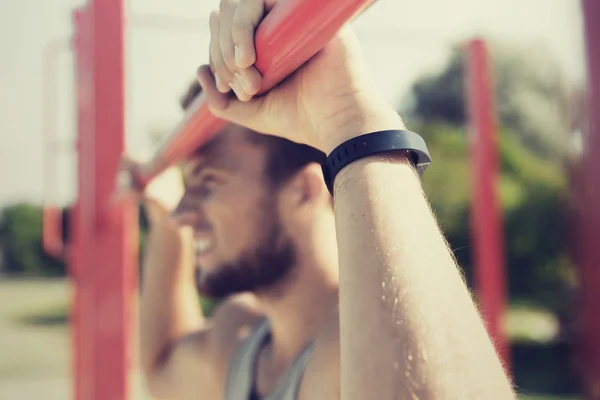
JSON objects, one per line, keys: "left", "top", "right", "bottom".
{"left": 225, "top": 318, "right": 314, "bottom": 400}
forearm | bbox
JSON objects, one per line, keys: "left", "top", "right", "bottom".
{"left": 139, "top": 220, "right": 204, "bottom": 375}
{"left": 330, "top": 108, "right": 513, "bottom": 399}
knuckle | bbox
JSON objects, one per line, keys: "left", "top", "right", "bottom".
{"left": 207, "top": 104, "right": 224, "bottom": 118}
{"left": 219, "top": 0, "right": 237, "bottom": 13}
{"left": 230, "top": 20, "right": 250, "bottom": 42}
{"left": 213, "top": 60, "right": 232, "bottom": 79}
{"left": 209, "top": 9, "right": 219, "bottom": 22}
{"left": 221, "top": 46, "right": 236, "bottom": 70}
{"left": 209, "top": 10, "right": 220, "bottom": 28}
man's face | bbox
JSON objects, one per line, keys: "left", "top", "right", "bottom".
{"left": 173, "top": 126, "right": 296, "bottom": 298}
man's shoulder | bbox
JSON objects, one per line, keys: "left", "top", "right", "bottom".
{"left": 207, "top": 293, "right": 266, "bottom": 354}
{"left": 147, "top": 294, "right": 265, "bottom": 399}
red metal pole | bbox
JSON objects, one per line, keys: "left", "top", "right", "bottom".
{"left": 73, "top": 1, "right": 137, "bottom": 398}
{"left": 465, "top": 39, "right": 510, "bottom": 369}
{"left": 137, "top": 0, "right": 375, "bottom": 186}
{"left": 578, "top": 2, "right": 600, "bottom": 398}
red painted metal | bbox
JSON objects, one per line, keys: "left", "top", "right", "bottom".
{"left": 72, "top": 1, "right": 137, "bottom": 399}
{"left": 138, "top": 0, "right": 375, "bottom": 186}
{"left": 465, "top": 39, "right": 510, "bottom": 368}
{"left": 575, "top": 2, "right": 600, "bottom": 398}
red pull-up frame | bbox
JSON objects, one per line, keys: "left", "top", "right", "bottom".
{"left": 72, "top": 0, "right": 373, "bottom": 399}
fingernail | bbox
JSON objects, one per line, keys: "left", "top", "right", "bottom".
{"left": 234, "top": 73, "right": 251, "bottom": 93}
{"left": 229, "top": 81, "right": 242, "bottom": 97}
{"left": 215, "top": 76, "right": 228, "bottom": 93}
{"left": 229, "top": 81, "right": 249, "bottom": 101}
{"left": 235, "top": 46, "right": 243, "bottom": 68}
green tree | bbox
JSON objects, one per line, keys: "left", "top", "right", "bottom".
{"left": 0, "top": 203, "right": 66, "bottom": 276}
{"left": 418, "top": 125, "right": 572, "bottom": 311}
{"left": 402, "top": 42, "right": 572, "bottom": 159}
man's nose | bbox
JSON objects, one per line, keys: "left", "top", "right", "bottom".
{"left": 169, "top": 210, "right": 199, "bottom": 228}
{"left": 170, "top": 198, "right": 205, "bottom": 227}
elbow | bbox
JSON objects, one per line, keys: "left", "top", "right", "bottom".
{"left": 140, "top": 343, "right": 174, "bottom": 391}
{"left": 142, "top": 360, "right": 173, "bottom": 400}
{"left": 141, "top": 343, "right": 171, "bottom": 379}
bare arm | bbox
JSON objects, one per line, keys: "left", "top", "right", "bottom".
{"left": 327, "top": 102, "right": 514, "bottom": 399}
{"left": 139, "top": 211, "right": 205, "bottom": 388}
{"left": 116, "top": 162, "right": 205, "bottom": 385}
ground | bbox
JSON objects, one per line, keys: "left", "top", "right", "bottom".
{"left": 0, "top": 278, "right": 148, "bottom": 400}
{"left": 0, "top": 279, "right": 70, "bottom": 400}
{"left": 0, "top": 278, "right": 581, "bottom": 400}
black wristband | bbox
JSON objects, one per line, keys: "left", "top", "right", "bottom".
{"left": 321, "top": 130, "right": 431, "bottom": 195}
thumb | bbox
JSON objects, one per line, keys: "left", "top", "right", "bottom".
{"left": 196, "top": 64, "right": 268, "bottom": 132}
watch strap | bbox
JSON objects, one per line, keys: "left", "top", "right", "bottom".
{"left": 321, "top": 130, "right": 431, "bottom": 195}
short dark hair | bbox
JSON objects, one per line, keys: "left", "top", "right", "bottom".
{"left": 179, "top": 80, "right": 203, "bottom": 110}
{"left": 180, "top": 80, "right": 326, "bottom": 188}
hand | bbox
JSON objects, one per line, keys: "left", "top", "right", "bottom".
{"left": 115, "top": 157, "right": 185, "bottom": 225}
{"left": 197, "top": 0, "right": 403, "bottom": 153}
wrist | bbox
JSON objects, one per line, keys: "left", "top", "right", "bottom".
{"left": 319, "top": 94, "right": 406, "bottom": 155}
{"left": 333, "top": 152, "right": 413, "bottom": 195}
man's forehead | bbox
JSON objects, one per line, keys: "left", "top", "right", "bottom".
{"left": 183, "top": 126, "right": 260, "bottom": 175}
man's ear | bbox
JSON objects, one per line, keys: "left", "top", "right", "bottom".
{"left": 280, "top": 163, "right": 328, "bottom": 208}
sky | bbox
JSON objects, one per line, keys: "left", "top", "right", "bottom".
{"left": 0, "top": 0, "right": 587, "bottom": 207}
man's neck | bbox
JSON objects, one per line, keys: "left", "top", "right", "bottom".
{"left": 256, "top": 255, "right": 338, "bottom": 370}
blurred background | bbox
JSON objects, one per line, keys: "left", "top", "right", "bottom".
{"left": 0, "top": 0, "right": 593, "bottom": 399}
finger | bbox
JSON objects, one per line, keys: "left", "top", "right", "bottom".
{"left": 209, "top": 10, "right": 233, "bottom": 93}
{"left": 219, "top": 0, "right": 239, "bottom": 74}
{"left": 228, "top": 79, "right": 251, "bottom": 102}
{"left": 220, "top": 0, "right": 262, "bottom": 99}
{"left": 197, "top": 64, "right": 230, "bottom": 110}
{"left": 232, "top": 66, "right": 261, "bottom": 97}
{"left": 230, "top": 0, "right": 265, "bottom": 69}
{"left": 198, "top": 64, "right": 266, "bottom": 132}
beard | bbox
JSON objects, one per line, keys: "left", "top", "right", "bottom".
{"left": 194, "top": 209, "right": 297, "bottom": 299}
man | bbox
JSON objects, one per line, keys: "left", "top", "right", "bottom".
{"left": 136, "top": 0, "right": 515, "bottom": 399}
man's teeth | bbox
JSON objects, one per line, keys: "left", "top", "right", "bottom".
{"left": 195, "top": 240, "right": 211, "bottom": 253}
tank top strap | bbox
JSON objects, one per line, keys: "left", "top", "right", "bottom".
{"left": 264, "top": 342, "right": 314, "bottom": 400}
{"left": 224, "top": 318, "right": 271, "bottom": 400}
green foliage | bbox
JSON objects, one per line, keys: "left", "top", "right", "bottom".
{"left": 0, "top": 203, "right": 65, "bottom": 276}
{"left": 419, "top": 126, "right": 571, "bottom": 312}
{"left": 404, "top": 43, "right": 571, "bottom": 159}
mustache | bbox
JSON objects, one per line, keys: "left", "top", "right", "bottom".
{"left": 193, "top": 220, "right": 212, "bottom": 232}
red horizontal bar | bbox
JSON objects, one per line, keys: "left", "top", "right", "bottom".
{"left": 137, "top": 0, "right": 375, "bottom": 186}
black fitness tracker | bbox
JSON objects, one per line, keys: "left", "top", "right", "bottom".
{"left": 321, "top": 130, "right": 431, "bottom": 195}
